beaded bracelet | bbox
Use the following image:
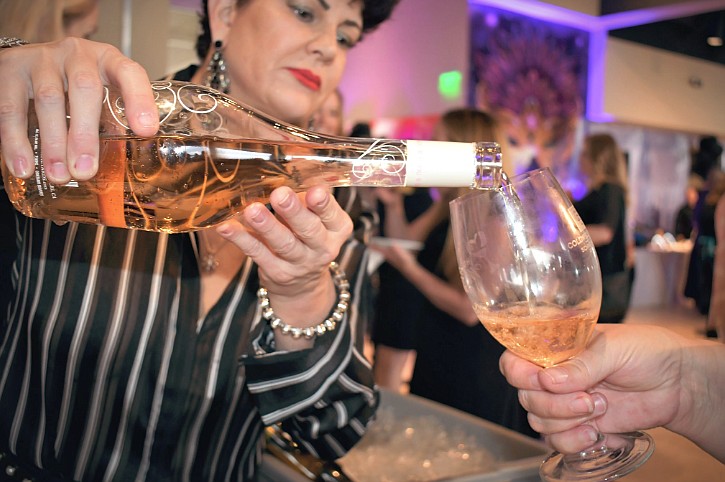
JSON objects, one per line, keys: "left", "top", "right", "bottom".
{"left": 0, "top": 37, "right": 29, "bottom": 49}
{"left": 257, "top": 262, "right": 351, "bottom": 339}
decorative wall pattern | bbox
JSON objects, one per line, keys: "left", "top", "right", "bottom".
{"left": 468, "top": 4, "right": 589, "bottom": 186}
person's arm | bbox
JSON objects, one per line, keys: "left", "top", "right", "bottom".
{"left": 243, "top": 302, "right": 378, "bottom": 459}
{"left": 231, "top": 184, "right": 378, "bottom": 458}
{"left": 574, "top": 185, "right": 623, "bottom": 247}
{"left": 499, "top": 324, "right": 725, "bottom": 462}
{"left": 378, "top": 243, "right": 478, "bottom": 326}
{"left": 584, "top": 224, "right": 614, "bottom": 246}
{"left": 375, "top": 188, "right": 448, "bottom": 242}
{"left": 241, "top": 191, "right": 377, "bottom": 458}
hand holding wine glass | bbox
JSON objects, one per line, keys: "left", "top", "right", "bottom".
{"left": 500, "top": 324, "right": 725, "bottom": 465}
{"left": 449, "top": 167, "right": 654, "bottom": 481}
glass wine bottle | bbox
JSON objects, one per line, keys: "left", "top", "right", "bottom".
{"left": 1, "top": 81, "right": 502, "bottom": 233}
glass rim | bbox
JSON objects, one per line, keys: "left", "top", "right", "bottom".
{"left": 449, "top": 166, "right": 559, "bottom": 208}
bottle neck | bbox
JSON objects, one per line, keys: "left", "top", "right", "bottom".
{"left": 473, "top": 142, "right": 503, "bottom": 190}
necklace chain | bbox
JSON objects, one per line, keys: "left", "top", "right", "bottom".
{"left": 198, "top": 231, "right": 229, "bottom": 273}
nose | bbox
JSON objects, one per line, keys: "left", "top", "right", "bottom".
{"left": 308, "top": 29, "right": 338, "bottom": 62}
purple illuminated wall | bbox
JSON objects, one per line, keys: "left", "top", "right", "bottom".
{"left": 468, "top": 4, "right": 589, "bottom": 191}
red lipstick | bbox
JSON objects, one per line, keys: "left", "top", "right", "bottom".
{"left": 287, "top": 68, "right": 321, "bottom": 91}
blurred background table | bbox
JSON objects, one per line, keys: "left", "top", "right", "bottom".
{"left": 630, "top": 240, "right": 693, "bottom": 308}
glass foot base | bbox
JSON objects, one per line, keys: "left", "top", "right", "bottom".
{"left": 540, "top": 431, "right": 655, "bottom": 481}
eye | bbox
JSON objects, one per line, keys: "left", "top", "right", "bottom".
{"left": 292, "top": 5, "right": 315, "bottom": 22}
{"left": 337, "top": 33, "right": 357, "bottom": 49}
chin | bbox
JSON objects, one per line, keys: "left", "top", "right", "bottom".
{"left": 273, "top": 104, "right": 313, "bottom": 127}
{"left": 275, "top": 91, "right": 318, "bottom": 125}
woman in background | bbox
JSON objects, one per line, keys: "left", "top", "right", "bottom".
{"left": 0, "top": 0, "right": 399, "bottom": 480}
{"left": 711, "top": 191, "right": 725, "bottom": 341}
{"left": 684, "top": 137, "right": 723, "bottom": 321}
{"left": 574, "top": 133, "right": 631, "bottom": 323}
{"left": 374, "top": 108, "right": 537, "bottom": 437}
{"left": 312, "top": 88, "right": 344, "bottom": 136}
{"left": 698, "top": 171, "right": 725, "bottom": 337}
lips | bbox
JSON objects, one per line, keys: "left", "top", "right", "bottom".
{"left": 287, "top": 68, "right": 321, "bottom": 91}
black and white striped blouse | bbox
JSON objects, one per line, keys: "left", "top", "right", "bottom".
{"left": 0, "top": 185, "right": 378, "bottom": 482}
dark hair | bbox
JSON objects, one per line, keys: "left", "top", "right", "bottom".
{"left": 349, "top": 122, "right": 371, "bottom": 138}
{"left": 692, "top": 135, "right": 724, "bottom": 180}
{"left": 196, "top": 0, "right": 399, "bottom": 59}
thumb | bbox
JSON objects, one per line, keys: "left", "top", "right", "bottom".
{"left": 538, "top": 329, "right": 612, "bottom": 394}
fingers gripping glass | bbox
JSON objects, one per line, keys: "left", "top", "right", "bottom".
{"left": 449, "top": 168, "right": 654, "bottom": 481}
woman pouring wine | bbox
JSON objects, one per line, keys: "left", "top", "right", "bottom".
{"left": 0, "top": 0, "right": 399, "bottom": 480}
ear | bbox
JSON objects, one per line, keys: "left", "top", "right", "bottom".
{"left": 207, "top": 0, "right": 238, "bottom": 43}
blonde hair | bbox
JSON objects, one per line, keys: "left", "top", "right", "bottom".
{"left": 435, "top": 109, "right": 497, "bottom": 287}
{"left": 0, "top": 0, "right": 97, "bottom": 42}
{"left": 585, "top": 133, "right": 628, "bottom": 193}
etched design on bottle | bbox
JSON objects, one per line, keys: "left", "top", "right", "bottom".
{"left": 0, "top": 81, "right": 502, "bottom": 232}
{"left": 6, "top": 135, "right": 423, "bottom": 232}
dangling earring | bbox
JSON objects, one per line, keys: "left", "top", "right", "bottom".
{"left": 205, "top": 40, "right": 230, "bottom": 93}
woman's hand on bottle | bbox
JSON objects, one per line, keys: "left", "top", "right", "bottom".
{"left": 0, "top": 38, "right": 158, "bottom": 184}
{"left": 218, "top": 185, "right": 352, "bottom": 299}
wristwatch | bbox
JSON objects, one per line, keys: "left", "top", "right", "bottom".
{"left": 0, "top": 37, "right": 29, "bottom": 49}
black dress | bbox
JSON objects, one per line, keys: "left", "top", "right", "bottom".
{"left": 574, "top": 183, "right": 630, "bottom": 323}
{"left": 371, "top": 188, "right": 432, "bottom": 350}
{"left": 574, "top": 183, "right": 627, "bottom": 276}
{"left": 408, "top": 221, "right": 537, "bottom": 438}
{"left": 685, "top": 196, "right": 718, "bottom": 315}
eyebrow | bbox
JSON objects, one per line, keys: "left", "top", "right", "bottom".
{"left": 316, "top": 0, "right": 363, "bottom": 32}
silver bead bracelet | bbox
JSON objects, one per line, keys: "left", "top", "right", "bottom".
{"left": 257, "top": 262, "right": 351, "bottom": 339}
{"left": 0, "top": 37, "right": 29, "bottom": 49}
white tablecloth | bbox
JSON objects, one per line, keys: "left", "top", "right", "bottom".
{"left": 630, "top": 241, "right": 693, "bottom": 308}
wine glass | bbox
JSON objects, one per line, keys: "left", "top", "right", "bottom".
{"left": 449, "top": 167, "right": 654, "bottom": 481}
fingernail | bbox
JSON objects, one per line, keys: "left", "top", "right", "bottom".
{"left": 138, "top": 112, "right": 157, "bottom": 129}
{"left": 48, "top": 160, "right": 69, "bottom": 180}
{"left": 277, "top": 191, "right": 293, "bottom": 208}
{"left": 247, "top": 204, "right": 266, "bottom": 224}
{"left": 529, "top": 372, "right": 541, "bottom": 387}
{"left": 12, "top": 157, "right": 29, "bottom": 178}
{"left": 315, "top": 190, "right": 329, "bottom": 207}
{"left": 583, "top": 426, "right": 599, "bottom": 444}
{"left": 569, "top": 395, "right": 594, "bottom": 414}
{"left": 592, "top": 393, "right": 607, "bottom": 416}
{"left": 544, "top": 367, "right": 568, "bottom": 384}
{"left": 216, "top": 223, "right": 232, "bottom": 237}
{"left": 74, "top": 154, "right": 94, "bottom": 175}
